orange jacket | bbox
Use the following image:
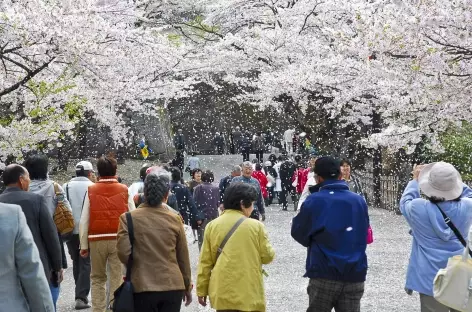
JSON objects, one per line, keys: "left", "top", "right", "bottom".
{"left": 88, "top": 178, "right": 128, "bottom": 241}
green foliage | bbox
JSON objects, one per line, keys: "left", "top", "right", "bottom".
{"left": 436, "top": 122, "right": 472, "bottom": 179}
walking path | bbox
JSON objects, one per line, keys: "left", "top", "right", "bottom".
{"left": 55, "top": 155, "right": 419, "bottom": 311}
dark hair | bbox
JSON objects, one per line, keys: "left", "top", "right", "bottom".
{"left": 75, "top": 165, "right": 91, "bottom": 178}
{"left": 140, "top": 165, "right": 151, "bottom": 181}
{"left": 223, "top": 183, "right": 258, "bottom": 210}
{"left": 191, "top": 168, "right": 202, "bottom": 179}
{"left": 340, "top": 159, "right": 351, "bottom": 167}
{"left": 201, "top": 170, "right": 214, "bottom": 183}
{"left": 428, "top": 196, "right": 461, "bottom": 203}
{"left": 3, "top": 165, "right": 27, "bottom": 185}
{"left": 23, "top": 154, "right": 49, "bottom": 180}
{"left": 170, "top": 167, "right": 181, "bottom": 182}
{"left": 277, "top": 155, "right": 284, "bottom": 161}
{"left": 144, "top": 174, "right": 170, "bottom": 206}
{"left": 96, "top": 156, "right": 117, "bottom": 177}
{"left": 255, "top": 163, "right": 262, "bottom": 171}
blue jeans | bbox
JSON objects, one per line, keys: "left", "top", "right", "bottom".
{"left": 49, "top": 283, "right": 60, "bottom": 311}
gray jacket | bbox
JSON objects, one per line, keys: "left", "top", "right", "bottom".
{"left": 0, "top": 203, "right": 55, "bottom": 312}
{"left": 63, "top": 177, "right": 94, "bottom": 234}
{"left": 0, "top": 187, "right": 62, "bottom": 280}
{"left": 29, "top": 180, "right": 71, "bottom": 216}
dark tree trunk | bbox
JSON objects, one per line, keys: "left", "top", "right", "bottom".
{"left": 372, "top": 110, "right": 382, "bottom": 208}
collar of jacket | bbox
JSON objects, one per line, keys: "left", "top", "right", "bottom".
{"left": 3, "top": 186, "right": 23, "bottom": 193}
{"left": 221, "top": 209, "right": 245, "bottom": 216}
{"left": 70, "top": 176, "right": 91, "bottom": 182}
{"left": 318, "top": 180, "right": 349, "bottom": 191}
{"left": 97, "top": 176, "right": 118, "bottom": 183}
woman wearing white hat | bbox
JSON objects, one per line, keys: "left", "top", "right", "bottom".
{"left": 400, "top": 162, "right": 472, "bottom": 312}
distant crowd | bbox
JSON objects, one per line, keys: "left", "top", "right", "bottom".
{"left": 0, "top": 151, "right": 470, "bottom": 312}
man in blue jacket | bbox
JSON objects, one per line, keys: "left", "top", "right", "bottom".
{"left": 291, "top": 156, "right": 369, "bottom": 312}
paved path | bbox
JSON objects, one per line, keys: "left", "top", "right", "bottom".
{"left": 55, "top": 155, "right": 419, "bottom": 311}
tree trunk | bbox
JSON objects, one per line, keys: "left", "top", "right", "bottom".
{"left": 372, "top": 110, "right": 382, "bottom": 208}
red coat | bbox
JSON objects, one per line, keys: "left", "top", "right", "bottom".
{"left": 292, "top": 168, "right": 309, "bottom": 194}
{"left": 252, "top": 171, "right": 269, "bottom": 199}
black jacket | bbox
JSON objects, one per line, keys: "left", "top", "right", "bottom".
{"left": 280, "top": 161, "right": 296, "bottom": 185}
{"left": 0, "top": 187, "right": 62, "bottom": 279}
{"left": 169, "top": 182, "right": 202, "bottom": 224}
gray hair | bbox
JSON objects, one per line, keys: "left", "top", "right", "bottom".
{"left": 242, "top": 161, "right": 252, "bottom": 168}
{"left": 232, "top": 165, "right": 242, "bottom": 173}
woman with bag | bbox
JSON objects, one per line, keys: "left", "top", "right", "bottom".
{"left": 400, "top": 162, "right": 472, "bottom": 312}
{"left": 197, "top": 183, "right": 275, "bottom": 312}
{"left": 116, "top": 171, "right": 193, "bottom": 311}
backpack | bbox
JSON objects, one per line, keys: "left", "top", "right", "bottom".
{"left": 53, "top": 183, "right": 75, "bottom": 237}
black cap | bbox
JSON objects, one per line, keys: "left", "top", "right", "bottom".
{"left": 314, "top": 156, "right": 341, "bottom": 179}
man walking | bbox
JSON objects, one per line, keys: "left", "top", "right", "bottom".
{"left": 279, "top": 156, "right": 297, "bottom": 211}
{"left": 79, "top": 156, "right": 136, "bottom": 312}
{"left": 231, "top": 161, "right": 266, "bottom": 221}
{"left": 219, "top": 165, "right": 241, "bottom": 208}
{"left": 291, "top": 157, "right": 369, "bottom": 312}
{"left": 284, "top": 128, "right": 295, "bottom": 155}
{"left": 213, "top": 132, "right": 225, "bottom": 155}
{"left": 0, "top": 164, "right": 63, "bottom": 307}
{"left": 232, "top": 126, "right": 243, "bottom": 154}
{"left": 0, "top": 203, "right": 55, "bottom": 311}
{"left": 63, "top": 161, "right": 95, "bottom": 309}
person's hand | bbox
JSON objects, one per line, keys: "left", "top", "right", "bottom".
{"left": 80, "top": 249, "right": 89, "bottom": 258}
{"left": 413, "top": 164, "right": 426, "bottom": 181}
{"left": 198, "top": 296, "right": 207, "bottom": 307}
{"left": 261, "top": 214, "right": 266, "bottom": 222}
{"left": 196, "top": 220, "right": 202, "bottom": 226}
{"left": 57, "top": 269, "right": 64, "bottom": 284}
{"left": 219, "top": 204, "right": 224, "bottom": 211}
{"left": 183, "top": 290, "right": 192, "bottom": 306}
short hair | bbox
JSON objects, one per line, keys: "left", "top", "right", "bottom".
{"left": 191, "top": 168, "right": 202, "bottom": 179}
{"left": 255, "top": 163, "right": 262, "bottom": 171}
{"left": 3, "top": 165, "right": 27, "bottom": 185}
{"left": 75, "top": 168, "right": 91, "bottom": 177}
{"left": 242, "top": 161, "right": 252, "bottom": 168}
{"left": 277, "top": 155, "right": 284, "bottom": 161}
{"left": 144, "top": 173, "right": 170, "bottom": 206}
{"left": 223, "top": 183, "right": 258, "bottom": 211}
{"left": 201, "top": 170, "right": 214, "bottom": 183}
{"left": 232, "top": 165, "right": 242, "bottom": 173}
{"left": 340, "top": 158, "right": 351, "bottom": 167}
{"left": 96, "top": 156, "right": 117, "bottom": 177}
{"left": 140, "top": 165, "right": 151, "bottom": 181}
{"left": 170, "top": 167, "right": 181, "bottom": 182}
{"left": 252, "top": 159, "right": 259, "bottom": 164}
{"left": 24, "top": 154, "right": 49, "bottom": 180}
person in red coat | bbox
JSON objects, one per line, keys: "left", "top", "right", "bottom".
{"left": 252, "top": 163, "right": 269, "bottom": 199}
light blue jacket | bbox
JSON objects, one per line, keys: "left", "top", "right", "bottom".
{"left": 0, "top": 203, "right": 55, "bottom": 312}
{"left": 400, "top": 180, "right": 472, "bottom": 296}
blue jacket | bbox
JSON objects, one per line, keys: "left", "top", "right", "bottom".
{"left": 291, "top": 180, "right": 369, "bottom": 282}
{"left": 231, "top": 176, "right": 265, "bottom": 216}
{"left": 400, "top": 180, "right": 472, "bottom": 296}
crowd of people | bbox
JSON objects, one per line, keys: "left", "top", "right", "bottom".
{"left": 0, "top": 151, "right": 471, "bottom": 312}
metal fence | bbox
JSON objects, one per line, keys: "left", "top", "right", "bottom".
{"left": 357, "top": 170, "right": 472, "bottom": 212}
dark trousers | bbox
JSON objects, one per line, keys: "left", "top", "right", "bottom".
{"left": 242, "top": 150, "right": 250, "bottom": 162}
{"left": 134, "top": 290, "right": 183, "bottom": 312}
{"left": 307, "top": 278, "right": 364, "bottom": 312}
{"left": 279, "top": 184, "right": 297, "bottom": 210}
{"left": 66, "top": 234, "right": 91, "bottom": 301}
{"left": 265, "top": 186, "right": 275, "bottom": 206}
{"left": 216, "top": 145, "right": 224, "bottom": 155}
{"left": 255, "top": 150, "right": 264, "bottom": 162}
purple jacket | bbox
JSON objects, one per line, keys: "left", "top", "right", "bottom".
{"left": 193, "top": 182, "right": 220, "bottom": 220}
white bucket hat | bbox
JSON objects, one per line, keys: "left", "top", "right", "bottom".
{"left": 418, "top": 162, "right": 463, "bottom": 201}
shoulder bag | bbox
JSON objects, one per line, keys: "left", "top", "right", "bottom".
{"left": 53, "top": 182, "right": 75, "bottom": 237}
{"left": 215, "top": 217, "right": 246, "bottom": 262}
{"left": 433, "top": 203, "right": 472, "bottom": 311}
{"left": 111, "top": 212, "right": 135, "bottom": 312}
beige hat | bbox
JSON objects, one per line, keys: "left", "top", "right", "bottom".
{"left": 418, "top": 162, "right": 463, "bottom": 201}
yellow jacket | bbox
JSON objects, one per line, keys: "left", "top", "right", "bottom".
{"left": 197, "top": 209, "right": 275, "bottom": 312}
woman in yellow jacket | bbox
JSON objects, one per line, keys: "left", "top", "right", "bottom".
{"left": 197, "top": 182, "right": 275, "bottom": 312}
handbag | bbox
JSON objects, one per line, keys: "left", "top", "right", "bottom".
{"left": 111, "top": 212, "right": 135, "bottom": 312}
{"left": 367, "top": 225, "right": 374, "bottom": 245}
{"left": 433, "top": 204, "right": 472, "bottom": 311}
{"left": 53, "top": 183, "right": 75, "bottom": 238}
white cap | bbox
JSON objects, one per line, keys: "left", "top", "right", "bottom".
{"left": 76, "top": 161, "right": 94, "bottom": 172}
{"left": 418, "top": 162, "right": 462, "bottom": 201}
